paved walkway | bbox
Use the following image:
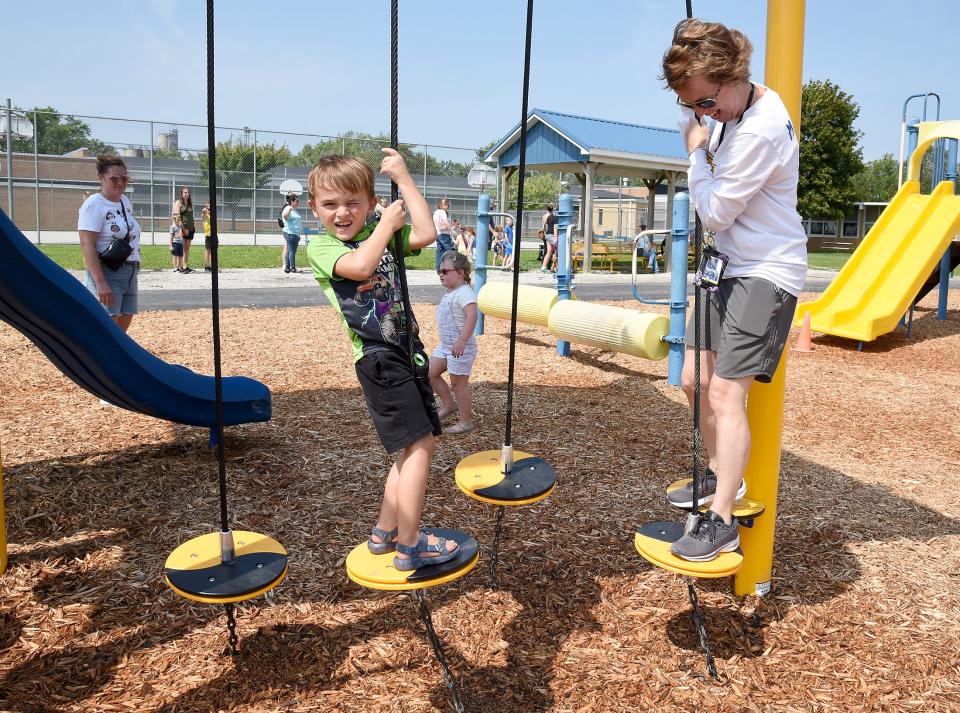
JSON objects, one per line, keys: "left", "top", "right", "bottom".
{"left": 67, "top": 266, "right": 844, "bottom": 293}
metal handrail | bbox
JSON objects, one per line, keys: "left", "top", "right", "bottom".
{"left": 631, "top": 229, "right": 672, "bottom": 305}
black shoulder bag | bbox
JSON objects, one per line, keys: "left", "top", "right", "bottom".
{"left": 98, "top": 197, "right": 134, "bottom": 270}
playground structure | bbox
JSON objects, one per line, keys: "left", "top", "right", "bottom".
{"left": 3, "top": 0, "right": 960, "bottom": 709}
{"left": 797, "top": 119, "right": 960, "bottom": 346}
{"left": 0, "top": 207, "right": 274, "bottom": 577}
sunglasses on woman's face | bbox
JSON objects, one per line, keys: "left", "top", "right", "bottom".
{"left": 105, "top": 175, "right": 130, "bottom": 183}
{"left": 676, "top": 84, "right": 722, "bottom": 110}
{"left": 437, "top": 268, "right": 459, "bottom": 275}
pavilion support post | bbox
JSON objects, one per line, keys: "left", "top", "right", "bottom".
{"left": 582, "top": 163, "right": 596, "bottom": 273}
{"left": 665, "top": 171, "right": 677, "bottom": 272}
{"left": 642, "top": 175, "right": 663, "bottom": 237}
{"left": 574, "top": 173, "right": 586, "bottom": 235}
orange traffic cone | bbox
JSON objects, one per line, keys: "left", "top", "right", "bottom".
{"left": 793, "top": 310, "right": 813, "bottom": 352}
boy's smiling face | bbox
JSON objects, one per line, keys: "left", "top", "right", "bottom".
{"left": 309, "top": 185, "right": 377, "bottom": 242}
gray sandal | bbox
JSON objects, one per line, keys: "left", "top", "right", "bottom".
{"left": 367, "top": 526, "right": 398, "bottom": 555}
{"left": 393, "top": 530, "right": 460, "bottom": 571}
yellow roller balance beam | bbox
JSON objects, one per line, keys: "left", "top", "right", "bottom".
{"left": 346, "top": 528, "right": 479, "bottom": 591}
{"left": 165, "top": 530, "right": 288, "bottom": 605}
{"left": 477, "top": 283, "right": 565, "bottom": 327}
{"left": 548, "top": 300, "right": 669, "bottom": 360}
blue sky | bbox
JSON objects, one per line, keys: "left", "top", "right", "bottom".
{"left": 4, "top": 0, "right": 958, "bottom": 161}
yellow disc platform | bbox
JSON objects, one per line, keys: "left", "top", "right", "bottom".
{"left": 665, "top": 478, "right": 766, "bottom": 519}
{"left": 165, "top": 530, "right": 288, "bottom": 605}
{"left": 346, "top": 528, "right": 479, "bottom": 592}
{"left": 635, "top": 521, "right": 743, "bottom": 578}
{"left": 454, "top": 450, "right": 556, "bottom": 506}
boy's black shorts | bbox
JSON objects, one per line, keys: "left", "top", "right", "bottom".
{"left": 355, "top": 346, "right": 441, "bottom": 454}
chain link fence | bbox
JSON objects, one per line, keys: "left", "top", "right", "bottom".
{"left": 1, "top": 100, "right": 490, "bottom": 245}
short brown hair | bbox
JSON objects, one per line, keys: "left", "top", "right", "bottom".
{"left": 660, "top": 19, "right": 753, "bottom": 90}
{"left": 96, "top": 154, "right": 127, "bottom": 176}
{"left": 307, "top": 155, "right": 375, "bottom": 200}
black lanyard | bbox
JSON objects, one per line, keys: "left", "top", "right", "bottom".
{"left": 715, "top": 82, "right": 756, "bottom": 150}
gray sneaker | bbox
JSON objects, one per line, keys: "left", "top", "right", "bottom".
{"left": 666, "top": 468, "right": 746, "bottom": 509}
{"left": 670, "top": 510, "right": 740, "bottom": 561}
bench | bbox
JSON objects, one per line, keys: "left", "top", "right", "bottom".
{"left": 572, "top": 240, "right": 650, "bottom": 273}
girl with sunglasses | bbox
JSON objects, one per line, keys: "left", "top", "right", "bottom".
{"left": 428, "top": 251, "right": 478, "bottom": 435}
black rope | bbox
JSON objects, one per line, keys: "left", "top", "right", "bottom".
{"left": 204, "top": 0, "right": 229, "bottom": 535}
{"left": 224, "top": 602, "right": 239, "bottom": 656}
{"left": 503, "top": 0, "right": 535, "bottom": 450}
{"left": 413, "top": 590, "right": 465, "bottom": 712}
{"left": 687, "top": 581, "right": 719, "bottom": 679}
{"left": 389, "top": 0, "right": 416, "bottom": 358}
{"left": 686, "top": 0, "right": 704, "bottom": 518}
{"left": 487, "top": 505, "right": 505, "bottom": 588}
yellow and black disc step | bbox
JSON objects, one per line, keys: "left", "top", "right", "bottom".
{"left": 455, "top": 450, "right": 556, "bottom": 506}
{"left": 165, "top": 530, "right": 288, "bottom": 604}
{"left": 346, "top": 528, "right": 479, "bottom": 592}
{"left": 635, "top": 521, "right": 743, "bottom": 578}
{"left": 665, "top": 478, "right": 765, "bottom": 519}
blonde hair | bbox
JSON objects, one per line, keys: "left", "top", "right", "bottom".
{"left": 307, "top": 155, "right": 375, "bottom": 200}
{"left": 660, "top": 19, "right": 753, "bottom": 90}
{"left": 440, "top": 250, "right": 472, "bottom": 284}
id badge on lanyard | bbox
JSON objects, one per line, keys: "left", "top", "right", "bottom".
{"left": 694, "top": 244, "right": 728, "bottom": 292}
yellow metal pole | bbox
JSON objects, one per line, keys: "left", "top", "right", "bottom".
{"left": 734, "top": 0, "right": 805, "bottom": 597}
{"left": 0, "top": 442, "right": 6, "bottom": 576}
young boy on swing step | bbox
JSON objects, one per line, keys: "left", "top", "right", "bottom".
{"left": 306, "top": 149, "right": 459, "bottom": 570}
{"left": 661, "top": 19, "right": 807, "bottom": 561}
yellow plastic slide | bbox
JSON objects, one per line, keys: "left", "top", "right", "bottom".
{"left": 796, "top": 120, "right": 960, "bottom": 343}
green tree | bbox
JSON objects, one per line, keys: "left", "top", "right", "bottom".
{"left": 506, "top": 171, "right": 562, "bottom": 210}
{"left": 11, "top": 106, "right": 114, "bottom": 155}
{"left": 475, "top": 139, "right": 499, "bottom": 164}
{"left": 798, "top": 80, "right": 865, "bottom": 218}
{"left": 296, "top": 131, "right": 473, "bottom": 178}
{"left": 199, "top": 138, "right": 292, "bottom": 227}
{"left": 850, "top": 153, "right": 899, "bottom": 203}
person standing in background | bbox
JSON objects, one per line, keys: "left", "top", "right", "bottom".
{"left": 432, "top": 198, "right": 454, "bottom": 270}
{"left": 172, "top": 187, "right": 196, "bottom": 273}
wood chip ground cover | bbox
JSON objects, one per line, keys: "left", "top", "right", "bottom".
{"left": 0, "top": 293, "right": 958, "bottom": 711}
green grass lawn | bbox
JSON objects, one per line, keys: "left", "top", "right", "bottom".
{"left": 37, "top": 245, "right": 546, "bottom": 272}
{"left": 38, "top": 244, "right": 856, "bottom": 273}
{"left": 806, "top": 251, "right": 852, "bottom": 270}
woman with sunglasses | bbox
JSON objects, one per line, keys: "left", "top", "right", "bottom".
{"left": 78, "top": 155, "right": 143, "bottom": 335}
{"left": 660, "top": 19, "right": 807, "bottom": 562}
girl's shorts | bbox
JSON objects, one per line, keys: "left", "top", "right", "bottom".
{"left": 431, "top": 344, "right": 477, "bottom": 376}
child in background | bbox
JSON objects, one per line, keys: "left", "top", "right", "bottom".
{"left": 460, "top": 226, "right": 476, "bottom": 262}
{"left": 429, "top": 251, "right": 478, "bottom": 435}
{"left": 170, "top": 214, "right": 185, "bottom": 272}
{"left": 491, "top": 226, "right": 506, "bottom": 266}
{"left": 306, "top": 149, "right": 459, "bottom": 571}
{"left": 501, "top": 216, "right": 516, "bottom": 271}
{"left": 201, "top": 203, "right": 213, "bottom": 271}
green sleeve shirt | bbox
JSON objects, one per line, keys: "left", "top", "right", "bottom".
{"left": 307, "top": 223, "right": 421, "bottom": 362}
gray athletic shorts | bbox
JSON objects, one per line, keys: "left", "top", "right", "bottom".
{"left": 685, "top": 276, "right": 797, "bottom": 383}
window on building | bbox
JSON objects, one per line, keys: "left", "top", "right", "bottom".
{"left": 598, "top": 209, "right": 603, "bottom": 225}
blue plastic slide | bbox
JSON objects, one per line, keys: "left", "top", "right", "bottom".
{"left": 0, "top": 209, "right": 270, "bottom": 427}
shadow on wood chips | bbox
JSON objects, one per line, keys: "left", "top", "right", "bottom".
{"left": 0, "top": 295, "right": 959, "bottom": 711}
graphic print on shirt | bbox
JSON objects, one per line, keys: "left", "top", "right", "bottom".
{"left": 331, "top": 243, "right": 417, "bottom": 350}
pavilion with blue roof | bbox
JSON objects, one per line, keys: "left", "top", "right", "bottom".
{"left": 484, "top": 108, "right": 689, "bottom": 269}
